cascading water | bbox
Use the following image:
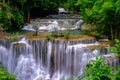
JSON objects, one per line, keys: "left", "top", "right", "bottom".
{"left": 0, "top": 34, "right": 118, "bottom": 80}
{"left": 0, "top": 46, "right": 8, "bottom": 69}
{"left": 22, "top": 19, "right": 83, "bottom": 32}
{"left": 61, "top": 43, "right": 99, "bottom": 79}
{"left": 0, "top": 37, "right": 51, "bottom": 80}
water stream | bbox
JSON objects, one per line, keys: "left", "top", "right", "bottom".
{"left": 0, "top": 14, "right": 119, "bottom": 80}
{"left": 0, "top": 36, "right": 118, "bottom": 80}
{"left": 22, "top": 19, "right": 83, "bottom": 32}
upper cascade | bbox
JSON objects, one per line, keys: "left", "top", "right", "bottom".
{"left": 22, "top": 19, "right": 83, "bottom": 32}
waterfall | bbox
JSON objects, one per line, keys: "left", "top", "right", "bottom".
{"left": 64, "top": 43, "right": 100, "bottom": 79}
{"left": 0, "top": 46, "right": 8, "bottom": 69}
{"left": 22, "top": 19, "right": 83, "bottom": 32}
{"left": 22, "top": 24, "right": 35, "bottom": 31}
{"left": 46, "top": 41, "right": 52, "bottom": 77}
{"left": 0, "top": 37, "right": 118, "bottom": 80}
{"left": 74, "top": 20, "right": 83, "bottom": 28}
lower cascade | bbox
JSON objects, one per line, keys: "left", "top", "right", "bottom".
{"left": 0, "top": 37, "right": 118, "bottom": 80}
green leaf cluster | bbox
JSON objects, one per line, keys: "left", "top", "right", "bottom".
{"left": 64, "top": 0, "right": 79, "bottom": 13}
{"left": 0, "top": 62, "right": 16, "bottom": 80}
{"left": 0, "top": 1, "right": 24, "bottom": 30}
{"left": 77, "top": 57, "right": 113, "bottom": 80}
{"left": 40, "top": 0, "right": 57, "bottom": 10}
{"left": 76, "top": 0, "right": 120, "bottom": 39}
{"left": 0, "top": 3, "right": 12, "bottom": 30}
{"left": 107, "top": 39, "right": 120, "bottom": 57}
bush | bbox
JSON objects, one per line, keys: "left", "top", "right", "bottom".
{"left": 0, "top": 71, "right": 16, "bottom": 80}
{"left": 46, "top": 32, "right": 51, "bottom": 40}
{"left": 107, "top": 39, "right": 120, "bottom": 57}
{"left": 116, "top": 71, "right": 120, "bottom": 80}
{"left": 0, "top": 63, "right": 16, "bottom": 80}
{"left": 51, "top": 32, "right": 58, "bottom": 38}
{"left": 77, "top": 57, "right": 112, "bottom": 80}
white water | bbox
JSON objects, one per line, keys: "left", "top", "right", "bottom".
{"left": 22, "top": 24, "right": 35, "bottom": 31}
{"left": 74, "top": 20, "right": 83, "bottom": 28}
{"left": 22, "top": 19, "right": 82, "bottom": 32}
{"left": 0, "top": 37, "right": 118, "bottom": 80}
{"left": 58, "top": 7, "right": 68, "bottom": 14}
{"left": 0, "top": 46, "right": 8, "bottom": 69}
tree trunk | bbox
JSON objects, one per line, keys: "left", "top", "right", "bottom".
{"left": 25, "top": 11, "right": 30, "bottom": 23}
{"left": 115, "top": 26, "right": 118, "bottom": 39}
{"left": 110, "top": 26, "right": 113, "bottom": 40}
{"left": 118, "top": 26, "right": 120, "bottom": 39}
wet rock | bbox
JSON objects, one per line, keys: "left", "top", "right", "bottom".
{"left": 106, "top": 56, "right": 118, "bottom": 61}
{"left": 13, "top": 43, "right": 26, "bottom": 46}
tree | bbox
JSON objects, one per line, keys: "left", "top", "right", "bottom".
{"left": 0, "top": 0, "right": 24, "bottom": 30}
{"left": 76, "top": 0, "right": 120, "bottom": 39}
{"left": 63, "top": 0, "right": 80, "bottom": 13}
{"left": 0, "top": 0, "right": 69, "bottom": 30}
{"left": 0, "top": 0, "right": 42, "bottom": 30}
{"left": 7, "top": 0, "right": 41, "bottom": 23}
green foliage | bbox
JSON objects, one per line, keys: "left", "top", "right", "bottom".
{"left": 77, "top": 57, "right": 113, "bottom": 80}
{"left": 64, "top": 0, "right": 79, "bottom": 13}
{"left": 11, "top": 7, "right": 24, "bottom": 24}
{"left": 40, "top": 0, "right": 57, "bottom": 10}
{"left": 46, "top": 32, "right": 51, "bottom": 40}
{"left": 0, "top": 0, "right": 70, "bottom": 31}
{"left": 21, "top": 0, "right": 41, "bottom": 11}
{"left": 0, "top": 71, "right": 16, "bottom": 80}
{"left": 0, "top": 3, "right": 12, "bottom": 30}
{"left": 116, "top": 70, "right": 120, "bottom": 80}
{"left": 111, "top": 65, "right": 120, "bottom": 80}
{"left": 76, "top": 0, "right": 120, "bottom": 39}
{"left": 16, "top": 0, "right": 26, "bottom": 4}
{"left": 107, "top": 39, "right": 120, "bottom": 57}
{"left": 67, "top": 77, "right": 74, "bottom": 80}
{"left": 0, "top": 0, "right": 43, "bottom": 30}
{"left": 51, "top": 32, "right": 58, "bottom": 38}
{"left": 0, "top": 63, "right": 16, "bottom": 80}
{"left": 0, "top": 1, "right": 24, "bottom": 30}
